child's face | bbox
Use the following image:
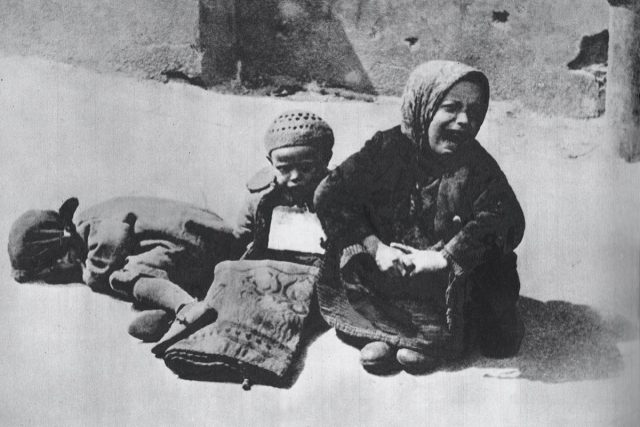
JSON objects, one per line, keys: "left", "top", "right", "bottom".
{"left": 427, "top": 80, "right": 485, "bottom": 156}
{"left": 269, "top": 146, "right": 329, "bottom": 197}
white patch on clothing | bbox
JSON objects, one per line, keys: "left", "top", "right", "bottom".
{"left": 268, "top": 206, "right": 326, "bottom": 254}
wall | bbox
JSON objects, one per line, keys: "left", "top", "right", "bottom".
{"left": 0, "top": 0, "right": 611, "bottom": 117}
{"left": 331, "top": 0, "right": 610, "bottom": 116}
{"left": 0, "top": 0, "right": 203, "bottom": 81}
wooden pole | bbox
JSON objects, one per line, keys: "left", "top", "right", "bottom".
{"left": 606, "top": 0, "right": 640, "bottom": 162}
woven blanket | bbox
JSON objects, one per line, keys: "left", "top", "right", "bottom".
{"left": 163, "top": 259, "right": 319, "bottom": 388}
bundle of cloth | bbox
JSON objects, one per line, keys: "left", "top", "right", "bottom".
{"left": 158, "top": 259, "right": 320, "bottom": 389}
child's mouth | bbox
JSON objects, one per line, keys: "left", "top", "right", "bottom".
{"left": 441, "top": 130, "right": 469, "bottom": 150}
{"left": 443, "top": 129, "right": 467, "bottom": 143}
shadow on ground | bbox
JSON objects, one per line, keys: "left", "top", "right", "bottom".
{"left": 15, "top": 278, "right": 637, "bottom": 386}
{"left": 167, "top": 296, "right": 637, "bottom": 387}
{"left": 449, "top": 297, "right": 638, "bottom": 383}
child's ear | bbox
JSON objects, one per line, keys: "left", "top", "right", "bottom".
{"left": 58, "top": 197, "right": 79, "bottom": 226}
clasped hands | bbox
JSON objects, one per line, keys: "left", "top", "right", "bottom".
{"left": 364, "top": 235, "right": 448, "bottom": 278}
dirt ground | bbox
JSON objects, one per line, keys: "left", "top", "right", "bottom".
{"left": 0, "top": 55, "right": 638, "bottom": 427}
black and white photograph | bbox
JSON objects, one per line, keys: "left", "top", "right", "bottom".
{"left": 0, "top": 1, "right": 638, "bottom": 426}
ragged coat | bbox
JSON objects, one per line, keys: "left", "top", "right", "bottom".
{"left": 314, "top": 125, "right": 524, "bottom": 276}
{"left": 233, "top": 166, "right": 324, "bottom": 267}
{"left": 313, "top": 61, "right": 525, "bottom": 357}
{"left": 75, "top": 197, "right": 236, "bottom": 299}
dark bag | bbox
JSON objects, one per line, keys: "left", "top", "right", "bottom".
{"left": 162, "top": 259, "right": 319, "bottom": 389}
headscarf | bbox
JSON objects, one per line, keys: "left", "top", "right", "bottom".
{"left": 400, "top": 60, "right": 490, "bottom": 152}
{"left": 8, "top": 198, "right": 79, "bottom": 282}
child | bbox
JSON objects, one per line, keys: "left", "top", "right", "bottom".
{"left": 314, "top": 61, "right": 525, "bottom": 374}
{"left": 234, "top": 109, "right": 334, "bottom": 264}
{"left": 151, "top": 110, "right": 334, "bottom": 360}
{"left": 8, "top": 196, "right": 237, "bottom": 341}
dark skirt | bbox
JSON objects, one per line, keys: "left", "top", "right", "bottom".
{"left": 317, "top": 249, "right": 468, "bottom": 359}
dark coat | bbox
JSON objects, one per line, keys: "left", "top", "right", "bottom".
{"left": 313, "top": 126, "right": 525, "bottom": 356}
{"left": 234, "top": 167, "right": 324, "bottom": 267}
{"left": 315, "top": 126, "right": 524, "bottom": 273}
{"left": 75, "top": 197, "right": 236, "bottom": 299}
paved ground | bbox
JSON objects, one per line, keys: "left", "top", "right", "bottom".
{"left": 0, "top": 55, "right": 638, "bottom": 427}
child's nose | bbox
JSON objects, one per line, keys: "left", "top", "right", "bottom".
{"left": 289, "top": 169, "right": 301, "bottom": 181}
{"left": 456, "top": 111, "right": 470, "bottom": 127}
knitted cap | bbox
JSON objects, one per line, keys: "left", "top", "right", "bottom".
{"left": 264, "top": 110, "right": 334, "bottom": 155}
{"left": 8, "top": 198, "right": 79, "bottom": 282}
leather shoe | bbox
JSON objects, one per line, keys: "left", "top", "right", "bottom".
{"left": 396, "top": 348, "right": 439, "bottom": 374}
{"left": 128, "top": 309, "right": 174, "bottom": 342}
{"left": 360, "top": 341, "right": 399, "bottom": 374}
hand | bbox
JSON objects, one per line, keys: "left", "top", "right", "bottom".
{"left": 390, "top": 243, "right": 448, "bottom": 276}
{"left": 374, "top": 242, "right": 412, "bottom": 277}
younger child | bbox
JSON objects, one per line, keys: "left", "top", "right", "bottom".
{"left": 234, "top": 110, "right": 334, "bottom": 264}
{"left": 8, "top": 196, "right": 237, "bottom": 341}
{"left": 152, "top": 110, "right": 334, "bottom": 357}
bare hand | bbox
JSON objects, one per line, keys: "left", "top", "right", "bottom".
{"left": 390, "top": 243, "right": 448, "bottom": 276}
{"left": 374, "top": 242, "right": 411, "bottom": 277}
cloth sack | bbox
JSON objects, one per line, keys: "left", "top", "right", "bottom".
{"left": 163, "top": 259, "right": 319, "bottom": 388}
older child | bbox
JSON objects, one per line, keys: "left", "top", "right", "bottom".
{"left": 314, "top": 61, "right": 525, "bottom": 374}
{"left": 8, "top": 196, "right": 237, "bottom": 341}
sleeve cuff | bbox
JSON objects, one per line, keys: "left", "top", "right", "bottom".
{"left": 441, "top": 249, "right": 465, "bottom": 277}
{"left": 340, "top": 243, "right": 368, "bottom": 269}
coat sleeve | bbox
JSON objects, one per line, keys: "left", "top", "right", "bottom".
{"left": 233, "top": 167, "right": 276, "bottom": 253}
{"left": 232, "top": 191, "right": 261, "bottom": 253}
{"left": 82, "top": 218, "right": 136, "bottom": 293}
{"left": 442, "top": 161, "right": 525, "bottom": 276}
{"left": 314, "top": 131, "right": 392, "bottom": 248}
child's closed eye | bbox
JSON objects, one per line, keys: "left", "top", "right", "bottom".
{"left": 439, "top": 102, "right": 460, "bottom": 114}
{"left": 277, "top": 165, "right": 294, "bottom": 174}
{"left": 297, "top": 164, "right": 315, "bottom": 174}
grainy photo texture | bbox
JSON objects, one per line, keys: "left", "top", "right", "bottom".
{"left": 0, "top": 1, "right": 638, "bottom": 426}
